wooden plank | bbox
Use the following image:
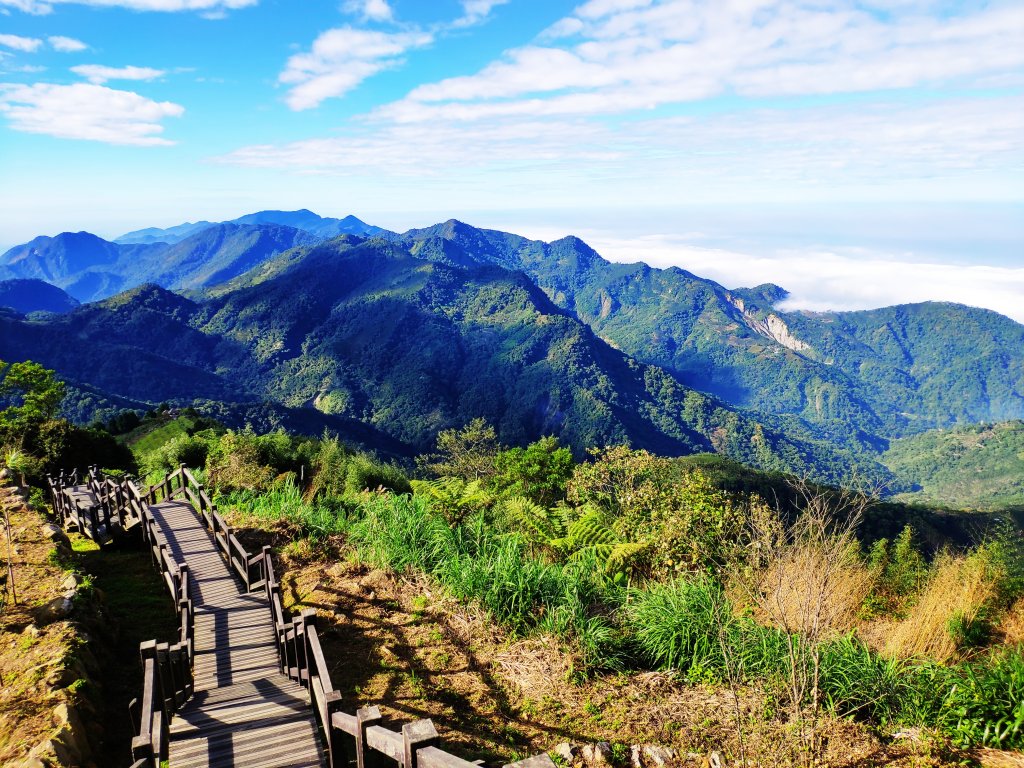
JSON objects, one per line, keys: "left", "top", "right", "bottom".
{"left": 135, "top": 496, "right": 325, "bottom": 768}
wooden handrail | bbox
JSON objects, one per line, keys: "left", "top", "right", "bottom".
{"left": 70, "top": 466, "right": 558, "bottom": 768}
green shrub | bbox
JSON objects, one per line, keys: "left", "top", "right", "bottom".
{"left": 345, "top": 454, "right": 412, "bottom": 495}
{"left": 493, "top": 436, "right": 574, "bottom": 506}
{"left": 906, "top": 647, "right": 1024, "bottom": 749}
{"left": 349, "top": 493, "right": 618, "bottom": 666}
{"left": 219, "top": 482, "right": 350, "bottom": 541}
{"left": 817, "top": 635, "right": 910, "bottom": 722}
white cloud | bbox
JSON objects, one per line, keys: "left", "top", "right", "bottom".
{"left": 451, "top": 0, "right": 508, "bottom": 28}
{"left": 279, "top": 27, "right": 432, "bottom": 110}
{"left": 220, "top": 95, "right": 1024, "bottom": 202}
{"left": 380, "top": 0, "right": 1024, "bottom": 121}
{"left": 0, "top": 82, "right": 183, "bottom": 145}
{"left": 71, "top": 64, "right": 165, "bottom": 83}
{"left": 0, "top": 33, "right": 42, "bottom": 51}
{"left": 0, "top": 0, "right": 51, "bottom": 13}
{"left": 342, "top": 0, "right": 392, "bottom": 22}
{"left": 0, "top": 0, "right": 255, "bottom": 13}
{"left": 585, "top": 234, "right": 1024, "bottom": 325}
{"left": 48, "top": 35, "right": 87, "bottom": 52}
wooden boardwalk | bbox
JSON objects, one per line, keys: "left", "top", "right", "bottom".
{"left": 53, "top": 466, "right": 556, "bottom": 768}
{"left": 147, "top": 499, "right": 324, "bottom": 768}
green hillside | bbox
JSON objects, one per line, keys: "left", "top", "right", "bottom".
{"left": 0, "top": 236, "right": 877, "bottom": 484}
{"left": 400, "top": 222, "right": 1024, "bottom": 450}
{"left": 884, "top": 421, "right": 1024, "bottom": 510}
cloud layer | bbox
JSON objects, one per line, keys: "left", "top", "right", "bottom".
{"left": 279, "top": 27, "right": 432, "bottom": 110}
{"left": 71, "top": 64, "right": 165, "bottom": 83}
{"left": 383, "top": 0, "right": 1024, "bottom": 123}
{"left": 1, "top": 0, "right": 255, "bottom": 13}
{"left": 585, "top": 233, "right": 1024, "bottom": 325}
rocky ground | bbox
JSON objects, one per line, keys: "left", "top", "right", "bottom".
{"left": 0, "top": 475, "right": 103, "bottom": 768}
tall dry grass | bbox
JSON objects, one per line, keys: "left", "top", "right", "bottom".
{"left": 754, "top": 543, "right": 874, "bottom": 640}
{"left": 1000, "top": 597, "right": 1024, "bottom": 646}
{"left": 885, "top": 550, "right": 1001, "bottom": 662}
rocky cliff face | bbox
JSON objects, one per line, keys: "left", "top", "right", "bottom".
{"left": 727, "top": 295, "right": 812, "bottom": 355}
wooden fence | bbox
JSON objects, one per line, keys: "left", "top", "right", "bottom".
{"left": 81, "top": 465, "right": 555, "bottom": 768}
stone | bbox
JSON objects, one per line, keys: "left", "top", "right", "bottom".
{"left": 580, "top": 743, "right": 612, "bottom": 768}
{"left": 642, "top": 746, "right": 677, "bottom": 768}
{"left": 50, "top": 727, "right": 83, "bottom": 766}
{"left": 630, "top": 745, "right": 644, "bottom": 768}
{"left": 36, "top": 596, "right": 74, "bottom": 624}
{"left": 41, "top": 523, "right": 70, "bottom": 544}
{"left": 708, "top": 752, "right": 723, "bottom": 768}
{"left": 553, "top": 743, "right": 577, "bottom": 764}
{"left": 60, "top": 573, "right": 80, "bottom": 591}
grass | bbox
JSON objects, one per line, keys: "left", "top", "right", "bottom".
{"left": 124, "top": 415, "right": 197, "bottom": 455}
{"left": 348, "top": 493, "right": 619, "bottom": 667}
{"left": 886, "top": 548, "right": 1003, "bottom": 661}
{"left": 217, "top": 481, "right": 352, "bottom": 541}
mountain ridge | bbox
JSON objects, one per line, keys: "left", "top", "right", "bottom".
{"left": 3, "top": 212, "right": 1021, "bottom": 503}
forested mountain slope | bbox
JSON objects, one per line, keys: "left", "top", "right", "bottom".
{"left": 0, "top": 236, "right": 874, "bottom": 483}
{"left": 401, "top": 221, "right": 1024, "bottom": 446}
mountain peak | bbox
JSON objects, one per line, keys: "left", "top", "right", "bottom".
{"left": 99, "top": 282, "right": 196, "bottom": 315}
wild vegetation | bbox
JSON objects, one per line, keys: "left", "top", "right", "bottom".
{"left": 4, "top": 361, "right": 1023, "bottom": 765}
{"left": 123, "top": 415, "right": 1024, "bottom": 762}
{"left": 5, "top": 220, "right": 1024, "bottom": 500}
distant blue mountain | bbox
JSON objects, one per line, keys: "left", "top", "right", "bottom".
{"left": 229, "top": 209, "right": 383, "bottom": 238}
{"left": 0, "top": 232, "right": 163, "bottom": 301}
{"left": 115, "top": 220, "right": 215, "bottom": 245}
{"left": 114, "top": 209, "right": 383, "bottom": 245}
{"left": 0, "top": 278, "right": 80, "bottom": 314}
{"left": 2, "top": 211, "right": 378, "bottom": 302}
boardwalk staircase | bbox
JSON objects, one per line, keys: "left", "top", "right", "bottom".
{"left": 51, "top": 465, "right": 557, "bottom": 768}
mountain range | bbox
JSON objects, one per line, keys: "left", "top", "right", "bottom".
{"left": 0, "top": 211, "right": 380, "bottom": 302}
{"left": 2, "top": 210, "right": 1022, "bottom": 503}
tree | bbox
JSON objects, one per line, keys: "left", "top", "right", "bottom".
{"left": 416, "top": 418, "right": 500, "bottom": 480}
{"left": 0, "top": 360, "right": 66, "bottom": 431}
{"left": 493, "top": 435, "right": 574, "bottom": 506}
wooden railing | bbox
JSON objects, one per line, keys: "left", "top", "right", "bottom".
{"left": 257, "top": 535, "right": 554, "bottom": 768}
{"left": 99, "top": 470, "right": 196, "bottom": 768}
{"left": 79, "top": 465, "right": 554, "bottom": 768}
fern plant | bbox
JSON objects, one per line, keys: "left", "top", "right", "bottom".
{"left": 499, "top": 497, "right": 650, "bottom": 582}
{"left": 411, "top": 477, "right": 493, "bottom": 523}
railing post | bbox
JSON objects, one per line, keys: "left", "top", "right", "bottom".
{"left": 356, "top": 706, "right": 383, "bottom": 768}
{"left": 290, "top": 615, "right": 304, "bottom": 684}
{"left": 178, "top": 562, "right": 190, "bottom": 602}
{"left": 402, "top": 719, "right": 440, "bottom": 768}
{"left": 300, "top": 608, "right": 316, "bottom": 688}
{"left": 324, "top": 690, "right": 346, "bottom": 768}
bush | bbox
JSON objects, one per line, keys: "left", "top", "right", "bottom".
{"left": 626, "top": 575, "right": 730, "bottom": 680}
{"left": 219, "top": 482, "right": 350, "bottom": 541}
{"left": 492, "top": 436, "right": 574, "bottom": 506}
{"left": 905, "top": 646, "right": 1024, "bottom": 749}
{"left": 345, "top": 454, "right": 411, "bottom": 495}
{"left": 886, "top": 547, "right": 1004, "bottom": 661}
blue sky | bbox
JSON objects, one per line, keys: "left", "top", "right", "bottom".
{"left": 1, "top": 0, "right": 1022, "bottom": 320}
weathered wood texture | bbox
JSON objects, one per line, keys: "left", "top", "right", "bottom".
{"left": 62, "top": 466, "right": 558, "bottom": 768}
{"left": 148, "top": 498, "right": 323, "bottom": 768}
